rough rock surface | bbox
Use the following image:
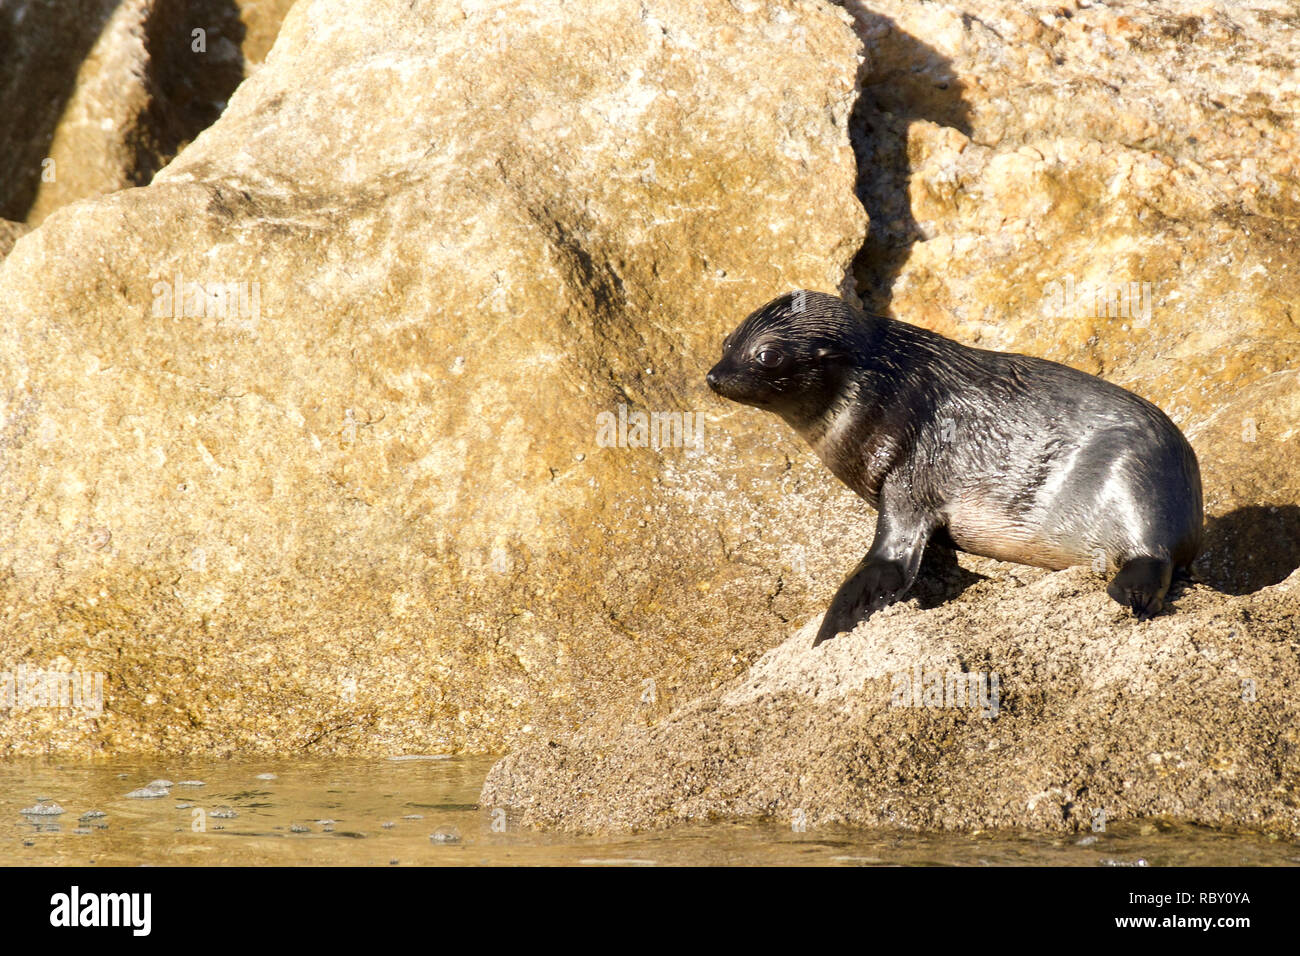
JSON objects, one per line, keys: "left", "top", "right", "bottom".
{"left": 483, "top": 564, "right": 1300, "bottom": 834}
{"left": 0, "top": 0, "right": 865, "bottom": 755}
{"left": 848, "top": 0, "right": 1300, "bottom": 422}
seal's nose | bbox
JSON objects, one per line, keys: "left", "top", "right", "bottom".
{"left": 706, "top": 367, "right": 722, "bottom": 393}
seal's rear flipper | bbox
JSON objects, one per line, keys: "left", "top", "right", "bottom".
{"left": 1107, "top": 556, "right": 1173, "bottom": 620}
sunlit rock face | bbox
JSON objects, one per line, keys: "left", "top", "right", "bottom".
{"left": 0, "top": 0, "right": 866, "bottom": 755}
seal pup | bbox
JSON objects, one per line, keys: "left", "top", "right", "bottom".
{"left": 706, "top": 291, "right": 1203, "bottom": 646}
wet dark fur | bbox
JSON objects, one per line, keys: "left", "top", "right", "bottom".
{"left": 707, "top": 292, "right": 1203, "bottom": 646}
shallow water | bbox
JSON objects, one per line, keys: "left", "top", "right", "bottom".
{"left": 3, "top": 757, "right": 1297, "bottom": 866}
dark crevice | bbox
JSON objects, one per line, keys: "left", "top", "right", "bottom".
{"left": 0, "top": 0, "right": 119, "bottom": 220}
{"left": 130, "top": 0, "right": 247, "bottom": 186}
{"left": 834, "top": 2, "right": 972, "bottom": 315}
{"left": 1198, "top": 505, "right": 1300, "bottom": 595}
{"left": 0, "top": 0, "right": 249, "bottom": 223}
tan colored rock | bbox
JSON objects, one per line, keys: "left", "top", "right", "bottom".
{"left": 1187, "top": 368, "right": 1300, "bottom": 594}
{"left": 0, "top": 0, "right": 294, "bottom": 225}
{"left": 0, "top": 0, "right": 866, "bottom": 756}
{"left": 483, "top": 566, "right": 1300, "bottom": 835}
{"left": 846, "top": 0, "right": 1300, "bottom": 425}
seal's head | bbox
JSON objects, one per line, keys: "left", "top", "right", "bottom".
{"left": 706, "top": 291, "right": 869, "bottom": 429}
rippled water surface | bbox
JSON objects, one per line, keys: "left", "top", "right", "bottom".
{"left": 3, "top": 758, "right": 1297, "bottom": 866}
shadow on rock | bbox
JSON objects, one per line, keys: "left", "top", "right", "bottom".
{"left": 910, "top": 542, "right": 987, "bottom": 609}
{"left": 837, "top": 2, "right": 972, "bottom": 313}
{"left": 0, "top": 0, "right": 247, "bottom": 223}
{"left": 136, "top": 0, "right": 248, "bottom": 185}
{"left": 1197, "top": 504, "right": 1300, "bottom": 595}
{"left": 0, "top": 0, "right": 117, "bottom": 220}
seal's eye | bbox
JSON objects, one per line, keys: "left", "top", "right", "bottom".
{"left": 755, "top": 348, "right": 784, "bottom": 369}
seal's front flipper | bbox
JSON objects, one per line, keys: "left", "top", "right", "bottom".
{"left": 812, "top": 496, "right": 933, "bottom": 647}
{"left": 1107, "top": 556, "right": 1172, "bottom": 620}
{"left": 813, "top": 556, "right": 906, "bottom": 646}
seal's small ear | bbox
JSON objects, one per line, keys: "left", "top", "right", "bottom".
{"left": 815, "top": 347, "right": 843, "bottom": 361}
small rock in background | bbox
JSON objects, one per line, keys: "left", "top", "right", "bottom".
{"left": 125, "top": 785, "right": 169, "bottom": 799}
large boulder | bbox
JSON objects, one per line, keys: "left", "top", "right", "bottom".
{"left": 847, "top": 0, "right": 1300, "bottom": 423}
{"left": 0, "top": 0, "right": 866, "bottom": 755}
